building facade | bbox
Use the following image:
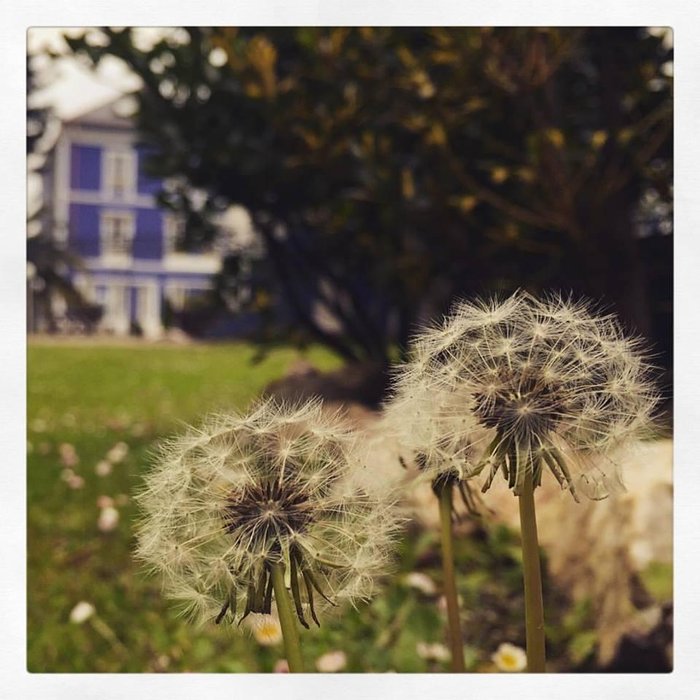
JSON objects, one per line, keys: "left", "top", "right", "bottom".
{"left": 44, "top": 99, "right": 221, "bottom": 338}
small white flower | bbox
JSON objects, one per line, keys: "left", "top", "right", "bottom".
{"left": 245, "top": 613, "right": 283, "bottom": 646}
{"left": 96, "top": 495, "right": 114, "bottom": 509}
{"left": 273, "top": 659, "right": 290, "bottom": 673}
{"left": 95, "top": 460, "right": 113, "bottom": 477}
{"left": 63, "top": 413, "right": 77, "bottom": 427}
{"left": 98, "top": 506, "right": 120, "bottom": 532}
{"left": 316, "top": 650, "right": 348, "bottom": 672}
{"left": 61, "top": 469, "right": 84, "bottom": 490}
{"left": 31, "top": 418, "right": 47, "bottom": 433}
{"left": 405, "top": 572, "right": 437, "bottom": 596}
{"left": 69, "top": 601, "right": 95, "bottom": 624}
{"left": 416, "top": 641, "right": 451, "bottom": 663}
{"left": 492, "top": 642, "right": 527, "bottom": 672}
{"left": 106, "top": 442, "right": 129, "bottom": 464}
{"left": 59, "top": 443, "right": 79, "bottom": 468}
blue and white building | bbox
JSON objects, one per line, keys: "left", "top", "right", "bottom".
{"left": 44, "top": 98, "right": 222, "bottom": 338}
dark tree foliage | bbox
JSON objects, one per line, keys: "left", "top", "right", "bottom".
{"left": 28, "top": 53, "right": 100, "bottom": 332}
{"left": 27, "top": 54, "right": 49, "bottom": 155}
{"left": 65, "top": 27, "right": 672, "bottom": 365}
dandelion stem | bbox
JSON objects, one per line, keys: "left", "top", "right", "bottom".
{"left": 436, "top": 480, "right": 466, "bottom": 672}
{"left": 270, "top": 562, "right": 305, "bottom": 673}
{"left": 517, "top": 470, "right": 546, "bottom": 672}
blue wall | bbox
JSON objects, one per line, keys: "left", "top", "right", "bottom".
{"left": 69, "top": 203, "right": 101, "bottom": 257}
{"left": 68, "top": 204, "right": 165, "bottom": 259}
{"left": 133, "top": 209, "right": 163, "bottom": 259}
{"left": 70, "top": 145, "right": 101, "bottom": 191}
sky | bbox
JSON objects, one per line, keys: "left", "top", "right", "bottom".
{"left": 27, "top": 28, "right": 169, "bottom": 120}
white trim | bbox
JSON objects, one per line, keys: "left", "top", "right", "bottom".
{"left": 63, "top": 124, "right": 135, "bottom": 148}
{"left": 162, "top": 253, "right": 221, "bottom": 274}
{"left": 82, "top": 254, "right": 221, "bottom": 276}
{"left": 134, "top": 280, "right": 162, "bottom": 339}
{"left": 53, "top": 132, "right": 71, "bottom": 245}
{"left": 163, "top": 279, "right": 214, "bottom": 292}
{"left": 69, "top": 189, "right": 158, "bottom": 209}
{"left": 91, "top": 274, "right": 180, "bottom": 289}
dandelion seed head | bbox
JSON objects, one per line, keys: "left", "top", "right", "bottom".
{"left": 386, "top": 292, "right": 659, "bottom": 499}
{"left": 136, "top": 399, "right": 401, "bottom": 626}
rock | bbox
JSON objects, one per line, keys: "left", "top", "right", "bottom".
{"left": 263, "top": 361, "right": 388, "bottom": 408}
{"left": 483, "top": 440, "right": 673, "bottom": 667}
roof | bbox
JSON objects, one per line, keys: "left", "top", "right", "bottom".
{"left": 63, "top": 96, "right": 137, "bottom": 130}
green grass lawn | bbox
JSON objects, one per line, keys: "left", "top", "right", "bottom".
{"left": 27, "top": 340, "right": 598, "bottom": 673}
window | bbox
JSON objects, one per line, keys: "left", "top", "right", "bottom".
{"left": 101, "top": 211, "right": 135, "bottom": 257}
{"left": 104, "top": 150, "right": 136, "bottom": 197}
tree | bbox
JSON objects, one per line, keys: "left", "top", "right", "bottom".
{"left": 65, "top": 27, "right": 672, "bottom": 364}
{"left": 27, "top": 52, "right": 101, "bottom": 333}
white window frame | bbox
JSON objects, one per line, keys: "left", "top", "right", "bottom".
{"left": 163, "top": 212, "right": 183, "bottom": 256}
{"left": 100, "top": 210, "right": 136, "bottom": 260}
{"left": 103, "top": 149, "right": 137, "bottom": 198}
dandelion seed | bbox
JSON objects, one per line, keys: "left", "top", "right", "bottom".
{"left": 492, "top": 642, "right": 527, "bottom": 672}
{"left": 135, "top": 399, "right": 401, "bottom": 629}
{"left": 316, "top": 650, "right": 347, "bottom": 672}
{"left": 69, "top": 601, "right": 95, "bottom": 624}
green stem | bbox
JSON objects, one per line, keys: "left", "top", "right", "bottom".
{"left": 437, "top": 480, "right": 466, "bottom": 672}
{"left": 518, "top": 471, "right": 546, "bottom": 672}
{"left": 270, "top": 562, "right": 305, "bottom": 673}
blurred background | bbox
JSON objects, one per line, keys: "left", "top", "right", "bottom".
{"left": 27, "top": 27, "right": 673, "bottom": 673}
